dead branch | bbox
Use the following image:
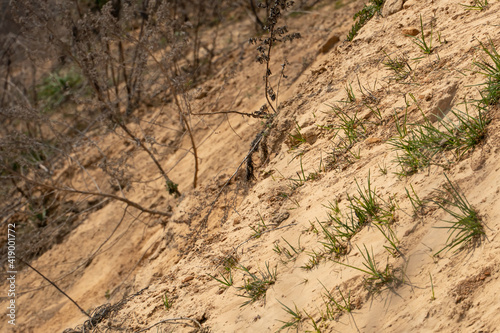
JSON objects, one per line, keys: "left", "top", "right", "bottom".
{"left": 124, "top": 34, "right": 200, "bottom": 189}
{"left": 192, "top": 110, "right": 267, "bottom": 118}
{"left": 113, "top": 118, "right": 181, "bottom": 196}
{"left": 179, "top": 111, "right": 199, "bottom": 188}
{"left": 16, "top": 257, "right": 91, "bottom": 319}
{"left": 11, "top": 171, "right": 172, "bottom": 217}
{"left": 135, "top": 317, "right": 202, "bottom": 332}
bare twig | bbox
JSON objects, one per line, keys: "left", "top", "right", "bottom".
{"left": 135, "top": 317, "right": 202, "bottom": 332}
{"left": 179, "top": 111, "right": 199, "bottom": 188}
{"left": 114, "top": 118, "right": 181, "bottom": 196}
{"left": 16, "top": 257, "right": 91, "bottom": 319}
{"left": 86, "top": 206, "right": 129, "bottom": 264}
{"left": 11, "top": 171, "right": 172, "bottom": 217}
{"left": 192, "top": 110, "right": 266, "bottom": 118}
{"left": 264, "top": 26, "right": 276, "bottom": 114}
{"left": 124, "top": 34, "right": 201, "bottom": 190}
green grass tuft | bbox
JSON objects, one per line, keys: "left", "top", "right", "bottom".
{"left": 277, "top": 300, "right": 302, "bottom": 331}
{"left": 336, "top": 244, "right": 397, "bottom": 291}
{"left": 389, "top": 102, "right": 490, "bottom": 176}
{"left": 208, "top": 267, "right": 234, "bottom": 288}
{"left": 433, "top": 174, "right": 484, "bottom": 255}
{"left": 383, "top": 51, "right": 412, "bottom": 81}
{"left": 474, "top": 39, "right": 500, "bottom": 106}
{"left": 236, "top": 262, "right": 277, "bottom": 306}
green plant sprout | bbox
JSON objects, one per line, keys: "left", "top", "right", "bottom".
{"left": 208, "top": 267, "right": 234, "bottom": 288}
{"left": 336, "top": 245, "right": 396, "bottom": 290}
{"left": 273, "top": 236, "right": 303, "bottom": 261}
{"left": 277, "top": 300, "right": 302, "bottom": 331}
{"left": 162, "top": 292, "right": 172, "bottom": 310}
{"left": 389, "top": 101, "right": 489, "bottom": 176}
{"left": 320, "top": 281, "right": 353, "bottom": 315}
{"left": 249, "top": 212, "right": 268, "bottom": 238}
{"left": 317, "top": 220, "right": 348, "bottom": 257}
{"left": 429, "top": 273, "right": 436, "bottom": 301}
{"left": 289, "top": 121, "right": 307, "bottom": 149}
{"left": 301, "top": 250, "right": 323, "bottom": 270}
{"left": 405, "top": 184, "right": 425, "bottom": 217}
{"left": 409, "top": 15, "right": 433, "bottom": 54}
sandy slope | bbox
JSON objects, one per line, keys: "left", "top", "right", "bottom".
{"left": 2, "top": 0, "right": 500, "bottom": 332}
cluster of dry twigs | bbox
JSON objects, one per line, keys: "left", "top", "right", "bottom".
{"left": 0, "top": 0, "right": 306, "bottom": 331}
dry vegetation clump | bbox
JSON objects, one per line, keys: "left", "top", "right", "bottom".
{"left": 0, "top": 0, "right": 239, "bottom": 265}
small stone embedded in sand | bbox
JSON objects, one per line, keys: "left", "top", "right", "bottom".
{"left": 428, "top": 81, "right": 459, "bottom": 122}
{"left": 365, "top": 137, "right": 382, "bottom": 145}
{"left": 402, "top": 27, "right": 420, "bottom": 36}
{"left": 182, "top": 275, "right": 195, "bottom": 283}
{"left": 319, "top": 33, "right": 340, "bottom": 54}
{"left": 471, "top": 148, "right": 486, "bottom": 171}
{"left": 403, "top": 0, "right": 413, "bottom": 9}
{"left": 382, "top": 0, "right": 404, "bottom": 16}
{"left": 311, "top": 66, "right": 327, "bottom": 75}
{"left": 271, "top": 212, "right": 290, "bottom": 225}
{"left": 195, "top": 90, "right": 207, "bottom": 99}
